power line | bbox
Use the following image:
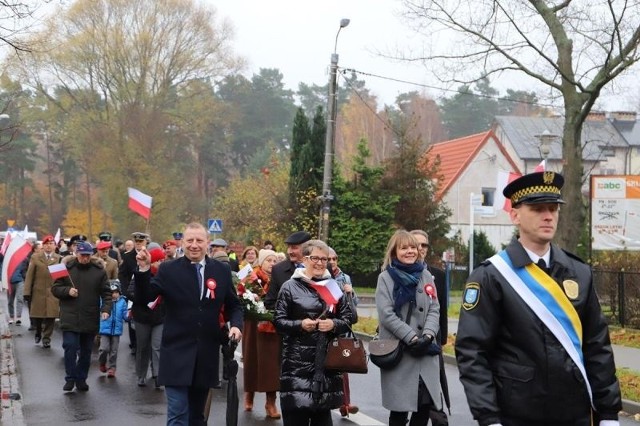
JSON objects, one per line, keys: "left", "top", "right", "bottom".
{"left": 341, "top": 67, "right": 561, "bottom": 109}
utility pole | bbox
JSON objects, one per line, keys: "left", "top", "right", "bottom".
{"left": 319, "top": 18, "right": 350, "bottom": 242}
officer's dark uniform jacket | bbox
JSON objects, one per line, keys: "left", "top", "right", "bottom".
{"left": 455, "top": 238, "right": 621, "bottom": 426}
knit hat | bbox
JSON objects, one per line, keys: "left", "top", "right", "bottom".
{"left": 258, "top": 249, "right": 277, "bottom": 267}
{"left": 149, "top": 247, "right": 166, "bottom": 263}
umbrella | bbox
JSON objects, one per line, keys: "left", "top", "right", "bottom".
{"left": 226, "top": 339, "right": 239, "bottom": 426}
{"left": 439, "top": 352, "right": 451, "bottom": 414}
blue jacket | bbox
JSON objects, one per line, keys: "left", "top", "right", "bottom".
{"left": 99, "top": 297, "right": 128, "bottom": 336}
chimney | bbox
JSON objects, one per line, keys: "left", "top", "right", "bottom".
{"left": 586, "top": 111, "right": 606, "bottom": 121}
{"left": 610, "top": 111, "right": 637, "bottom": 122}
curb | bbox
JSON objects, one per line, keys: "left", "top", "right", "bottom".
{"left": 0, "top": 291, "right": 26, "bottom": 426}
{"left": 356, "top": 332, "right": 640, "bottom": 417}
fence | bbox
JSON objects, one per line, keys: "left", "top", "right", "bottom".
{"left": 357, "top": 266, "right": 640, "bottom": 329}
{"left": 593, "top": 269, "right": 640, "bottom": 329}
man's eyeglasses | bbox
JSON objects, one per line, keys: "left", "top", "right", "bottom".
{"left": 328, "top": 257, "right": 337, "bottom": 261}
{"left": 420, "top": 243, "right": 430, "bottom": 249}
{"left": 305, "top": 255, "right": 329, "bottom": 264}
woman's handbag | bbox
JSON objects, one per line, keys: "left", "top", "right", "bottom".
{"left": 369, "top": 338, "right": 404, "bottom": 369}
{"left": 324, "top": 332, "right": 368, "bottom": 374}
{"left": 369, "top": 302, "right": 414, "bottom": 370}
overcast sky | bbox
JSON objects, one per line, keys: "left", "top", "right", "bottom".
{"left": 212, "top": 0, "right": 638, "bottom": 112}
{"left": 212, "top": 0, "right": 450, "bottom": 107}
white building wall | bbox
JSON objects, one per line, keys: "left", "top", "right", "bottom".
{"left": 443, "top": 137, "right": 516, "bottom": 251}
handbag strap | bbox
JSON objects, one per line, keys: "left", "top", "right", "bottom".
{"left": 375, "top": 301, "right": 414, "bottom": 336}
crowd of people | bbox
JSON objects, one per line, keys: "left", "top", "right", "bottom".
{"left": 0, "top": 171, "right": 623, "bottom": 426}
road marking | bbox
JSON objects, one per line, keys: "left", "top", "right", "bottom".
{"left": 332, "top": 410, "right": 385, "bottom": 425}
{"left": 236, "top": 351, "right": 385, "bottom": 425}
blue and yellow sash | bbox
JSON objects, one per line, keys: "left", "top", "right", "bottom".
{"left": 489, "top": 250, "right": 593, "bottom": 405}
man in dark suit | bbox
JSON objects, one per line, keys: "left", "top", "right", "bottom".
{"left": 411, "top": 229, "right": 449, "bottom": 425}
{"left": 134, "top": 222, "right": 242, "bottom": 426}
{"left": 264, "top": 231, "right": 311, "bottom": 310}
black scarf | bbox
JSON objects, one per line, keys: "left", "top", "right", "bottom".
{"left": 388, "top": 259, "right": 424, "bottom": 312}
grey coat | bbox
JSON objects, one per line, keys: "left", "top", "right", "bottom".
{"left": 376, "top": 268, "right": 442, "bottom": 412}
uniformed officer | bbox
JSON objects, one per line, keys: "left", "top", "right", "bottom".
{"left": 455, "top": 171, "right": 621, "bottom": 426}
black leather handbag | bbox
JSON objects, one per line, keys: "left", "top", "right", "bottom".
{"left": 369, "top": 303, "right": 413, "bottom": 370}
{"left": 369, "top": 338, "right": 404, "bottom": 369}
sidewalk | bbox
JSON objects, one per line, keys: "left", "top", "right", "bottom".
{"left": 359, "top": 303, "right": 640, "bottom": 416}
{"left": 0, "top": 290, "right": 26, "bottom": 426}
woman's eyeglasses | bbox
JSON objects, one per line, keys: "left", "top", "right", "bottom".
{"left": 305, "top": 255, "right": 329, "bottom": 264}
{"left": 328, "top": 257, "right": 337, "bottom": 261}
{"left": 420, "top": 243, "right": 430, "bottom": 249}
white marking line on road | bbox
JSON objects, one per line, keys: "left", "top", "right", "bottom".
{"left": 332, "top": 410, "right": 385, "bottom": 425}
{"left": 234, "top": 351, "right": 384, "bottom": 426}
{"left": 235, "top": 351, "right": 384, "bottom": 425}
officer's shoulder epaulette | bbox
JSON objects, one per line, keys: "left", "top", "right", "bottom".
{"left": 479, "top": 259, "right": 492, "bottom": 266}
{"left": 561, "top": 248, "right": 586, "bottom": 264}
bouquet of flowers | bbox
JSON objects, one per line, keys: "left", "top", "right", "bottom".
{"left": 236, "top": 269, "right": 274, "bottom": 321}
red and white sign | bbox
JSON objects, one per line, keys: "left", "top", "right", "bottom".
{"left": 48, "top": 263, "right": 70, "bottom": 280}
{"left": 1, "top": 235, "right": 32, "bottom": 293}
{"left": 128, "top": 187, "right": 153, "bottom": 220}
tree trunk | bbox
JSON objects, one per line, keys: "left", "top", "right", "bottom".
{"left": 557, "top": 106, "right": 586, "bottom": 253}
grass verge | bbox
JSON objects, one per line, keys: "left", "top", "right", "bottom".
{"left": 354, "top": 316, "right": 640, "bottom": 403}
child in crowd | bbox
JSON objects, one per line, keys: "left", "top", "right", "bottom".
{"left": 98, "top": 280, "right": 129, "bottom": 377}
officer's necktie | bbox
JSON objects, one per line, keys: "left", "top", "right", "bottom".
{"left": 537, "top": 258, "right": 548, "bottom": 274}
{"left": 195, "top": 263, "right": 204, "bottom": 299}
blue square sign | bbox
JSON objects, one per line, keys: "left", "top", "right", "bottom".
{"left": 207, "top": 219, "right": 223, "bottom": 233}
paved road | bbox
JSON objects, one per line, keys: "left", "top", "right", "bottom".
{"left": 12, "top": 318, "right": 640, "bottom": 425}
{"left": 12, "top": 318, "right": 478, "bottom": 425}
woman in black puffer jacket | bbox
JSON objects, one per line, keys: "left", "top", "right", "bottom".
{"left": 274, "top": 239, "right": 352, "bottom": 426}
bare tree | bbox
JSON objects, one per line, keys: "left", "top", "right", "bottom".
{"left": 400, "top": 0, "right": 640, "bottom": 250}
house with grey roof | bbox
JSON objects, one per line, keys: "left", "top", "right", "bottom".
{"left": 492, "top": 114, "right": 630, "bottom": 187}
{"left": 609, "top": 111, "right": 640, "bottom": 173}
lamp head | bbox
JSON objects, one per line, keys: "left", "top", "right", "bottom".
{"left": 340, "top": 18, "right": 350, "bottom": 28}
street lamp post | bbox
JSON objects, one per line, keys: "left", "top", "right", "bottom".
{"left": 319, "top": 18, "right": 350, "bottom": 242}
{"left": 535, "top": 129, "right": 556, "bottom": 162}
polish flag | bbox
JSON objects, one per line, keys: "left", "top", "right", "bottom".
{"left": 534, "top": 160, "right": 546, "bottom": 172}
{"left": 309, "top": 278, "right": 343, "bottom": 308}
{"left": 1, "top": 235, "right": 32, "bottom": 293}
{"left": 147, "top": 295, "right": 162, "bottom": 310}
{"left": 48, "top": 263, "right": 69, "bottom": 280}
{"left": 493, "top": 170, "right": 522, "bottom": 213}
{"left": 54, "top": 228, "right": 61, "bottom": 244}
{"left": 128, "top": 188, "right": 153, "bottom": 220}
{"left": 1, "top": 232, "right": 12, "bottom": 255}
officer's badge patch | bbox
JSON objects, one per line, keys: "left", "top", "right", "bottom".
{"left": 462, "top": 282, "right": 480, "bottom": 311}
{"left": 562, "top": 280, "right": 579, "bottom": 300}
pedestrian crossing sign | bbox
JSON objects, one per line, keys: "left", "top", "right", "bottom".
{"left": 207, "top": 219, "right": 223, "bottom": 233}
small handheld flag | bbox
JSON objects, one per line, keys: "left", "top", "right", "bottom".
{"left": 308, "top": 278, "right": 343, "bottom": 310}
{"left": 128, "top": 188, "right": 153, "bottom": 220}
{"left": 48, "top": 263, "right": 70, "bottom": 280}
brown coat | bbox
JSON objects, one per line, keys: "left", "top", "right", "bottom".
{"left": 242, "top": 319, "right": 281, "bottom": 392}
{"left": 100, "top": 256, "right": 118, "bottom": 280}
{"left": 24, "top": 252, "right": 61, "bottom": 318}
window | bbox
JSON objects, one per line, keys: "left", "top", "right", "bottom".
{"left": 481, "top": 188, "right": 495, "bottom": 207}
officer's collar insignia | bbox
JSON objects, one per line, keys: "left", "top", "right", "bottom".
{"left": 462, "top": 282, "right": 480, "bottom": 311}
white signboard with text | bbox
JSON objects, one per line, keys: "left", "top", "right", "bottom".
{"left": 591, "top": 175, "right": 640, "bottom": 250}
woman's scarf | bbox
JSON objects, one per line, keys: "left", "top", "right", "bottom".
{"left": 254, "top": 266, "right": 271, "bottom": 295}
{"left": 387, "top": 259, "right": 424, "bottom": 312}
